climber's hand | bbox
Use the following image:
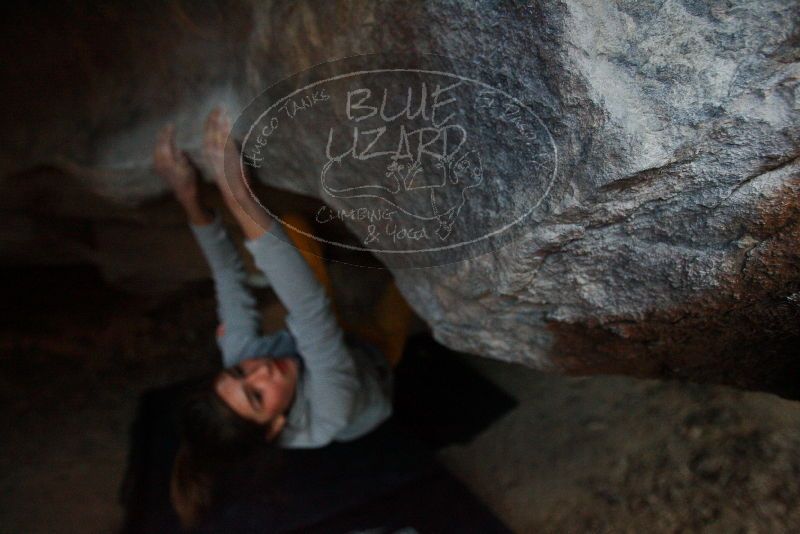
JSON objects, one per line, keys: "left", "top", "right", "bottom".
{"left": 203, "top": 106, "right": 253, "bottom": 203}
{"left": 154, "top": 123, "right": 199, "bottom": 207}
{"left": 204, "top": 106, "right": 272, "bottom": 239}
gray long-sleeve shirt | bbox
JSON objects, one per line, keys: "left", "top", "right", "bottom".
{"left": 190, "top": 214, "right": 392, "bottom": 448}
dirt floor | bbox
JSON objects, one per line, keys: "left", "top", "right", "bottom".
{"left": 440, "top": 358, "right": 800, "bottom": 533}
{"left": 2, "top": 263, "right": 800, "bottom": 533}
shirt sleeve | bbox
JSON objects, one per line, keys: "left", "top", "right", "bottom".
{"left": 189, "top": 212, "right": 262, "bottom": 367}
{"left": 245, "top": 222, "right": 359, "bottom": 444}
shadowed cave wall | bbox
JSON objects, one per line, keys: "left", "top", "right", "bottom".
{"left": 2, "top": 0, "right": 799, "bottom": 396}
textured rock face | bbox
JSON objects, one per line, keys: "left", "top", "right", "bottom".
{"left": 2, "top": 1, "right": 799, "bottom": 394}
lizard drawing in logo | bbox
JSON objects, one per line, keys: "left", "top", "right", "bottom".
{"left": 320, "top": 147, "right": 484, "bottom": 241}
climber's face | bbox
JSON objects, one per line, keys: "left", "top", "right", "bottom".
{"left": 214, "top": 357, "right": 299, "bottom": 435}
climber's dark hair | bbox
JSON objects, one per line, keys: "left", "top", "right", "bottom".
{"left": 170, "top": 375, "right": 277, "bottom": 529}
{"left": 180, "top": 375, "right": 265, "bottom": 457}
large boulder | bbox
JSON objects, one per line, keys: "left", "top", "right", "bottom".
{"left": 2, "top": 1, "right": 799, "bottom": 395}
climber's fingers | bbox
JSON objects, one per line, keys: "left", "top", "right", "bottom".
{"left": 154, "top": 124, "right": 179, "bottom": 173}
{"left": 203, "top": 106, "right": 231, "bottom": 148}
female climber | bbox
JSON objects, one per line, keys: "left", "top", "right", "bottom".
{"left": 153, "top": 107, "right": 414, "bottom": 527}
